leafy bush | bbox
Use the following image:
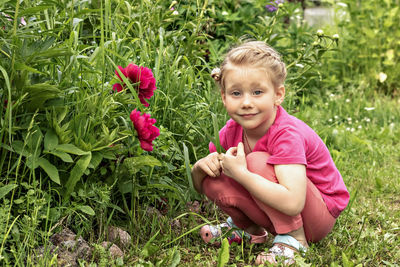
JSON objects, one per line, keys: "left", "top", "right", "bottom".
{"left": 320, "top": 0, "right": 400, "bottom": 95}
{"left": 2, "top": 0, "right": 397, "bottom": 265}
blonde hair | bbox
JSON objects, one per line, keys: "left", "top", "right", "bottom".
{"left": 211, "top": 41, "right": 287, "bottom": 90}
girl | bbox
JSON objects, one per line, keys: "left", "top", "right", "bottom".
{"left": 191, "top": 41, "right": 349, "bottom": 265}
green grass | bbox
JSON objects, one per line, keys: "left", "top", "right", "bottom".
{"left": 128, "top": 93, "right": 400, "bottom": 266}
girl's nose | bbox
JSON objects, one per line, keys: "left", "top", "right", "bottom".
{"left": 242, "top": 94, "right": 253, "bottom": 108}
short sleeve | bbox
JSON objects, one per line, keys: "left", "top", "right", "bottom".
{"left": 267, "top": 127, "right": 307, "bottom": 165}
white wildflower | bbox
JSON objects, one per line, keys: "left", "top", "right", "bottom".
{"left": 317, "top": 29, "right": 324, "bottom": 36}
{"left": 364, "top": 107, "right": 375, "bottom": 111}
{"left": 346, "top": 99, "right": 350, "bottom": 103}
{"left": 378, "top": 72, "right": 387, "bottom": 83}
{"left": 221, "top": 11, "right": 228, "bottom": 16}
{"left": 172, "top": 10, "right": 179, "bottom": 15}
{"left": 333, "top": 34, "right": 339, "bottom": 40}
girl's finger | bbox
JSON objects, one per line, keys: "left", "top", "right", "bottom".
{"left": 226, "top": 146, "right": 237, "bottom": 156}
{"left": 237, "top": 142, "right": 245, "bottom": 156}
{"left": 209, "top": 161, "right": 221, "bottom": 177}
{"left": 203, "top": 167, "right": 216, "bottom": 177}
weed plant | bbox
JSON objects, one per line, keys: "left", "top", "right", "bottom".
{"left": 0, "top": 0, "right": 399, "bottom": 266}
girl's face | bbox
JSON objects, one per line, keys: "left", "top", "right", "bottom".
{"left": 221, "top": 64, "right": 285, "bottom": 138}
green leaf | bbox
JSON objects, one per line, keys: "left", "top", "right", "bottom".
{"left": 26, "top": 155, "right": 39, "bottom": 169}
{"left": 0, "top": 184, "right": 18, "bottom": 199}
{"left": 107, "top": 203, "right": 125, "bottom": 214}
{"left": 33, "top": 47, "right": 71, "bottom": 59}
{"left": 46, "top": 150, "right": 73, "bottom": 163}
{"left": 26, "top": 125, "right": 43, "bottom": 152}
{"left": 141, "top": 230, "right": 160, "bottom": 259}
{"left": 88, "top": 152, "right": 103, "bottom": 169}
{"left": 217, "top": 238, "right": 230, "bottom": 267}
{"left": 14, "top": 62, "right": 46, "bottom": 75}
{"left": 38, "top": 158, "right": 60, "bottom": 184}
{"left": 56, "top": 144, "right": 89, "bottom": 155}
{"left": 169, "top": 247, "right": 181, "bottom": 267}
{"left": 44, "top": 130, "right": 59, "bottom": 151}
{"left": 24, "top": 83, "right": 61, "bottom": 109}
{"left": 183, "top": 143, "right": 196, "bottom": 196}
{"left": 11, "top": 140, "right": 29, "bottom": 157}
{"left": 19, "top": 5, "right": 52, "bottom": 16}
{"left": 122, "top": 155, "right": 161, "bottom": 175}
{"left": 101, "top": 149, "right": 116, "bottom": 160}
{"left": 64, "top": 153, "right": 92, "bottom": 198}
{"left": 211, "top": 113, "right": 225, "bottom": 154}
{"left": 375, "top": 177, "right": 383, "bottom": 191}
{"left": 342, "top": 252, "right": 353, "bottom": 267}
{"left": 78, "top": 205, "right": 95, "bottom": 216}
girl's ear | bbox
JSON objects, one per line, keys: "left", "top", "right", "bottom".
{"left": 221, "top": 89, "right": 226, "bottom": 106}
{"left": 274, "top": 85, "right": 285, "bottom": 106}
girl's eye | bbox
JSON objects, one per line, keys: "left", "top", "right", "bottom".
{"left": 232, "top": 91, "right": 241, "bottom": 96}
{"left": 254, "top": 90, "right": 263, "bottom": 95}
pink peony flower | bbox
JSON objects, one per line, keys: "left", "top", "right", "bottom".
{"left": 113, "top": 63, "right": 157, "bottom": 107}
{"left": 130, "top": 109, "right": 160, "bottom": 151}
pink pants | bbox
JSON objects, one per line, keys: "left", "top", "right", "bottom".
{"left": 202, "top": 152, "right": 336, "bottom": 242}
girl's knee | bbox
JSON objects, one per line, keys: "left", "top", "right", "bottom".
{"left": 202, "top": 176, "right": 223, "bottom": 201}
{"left": 202, "top": 174, "right": 237, "bottom": 201}
{"left": 246, "top": 152, "right": 277, "bottom": 182}
{"left": 202, "top": 174, "right": 251, "bottom": 204}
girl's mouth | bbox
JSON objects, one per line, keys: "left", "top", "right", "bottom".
{"left": 240, "top": 113, "right": 257, "bottom": 118}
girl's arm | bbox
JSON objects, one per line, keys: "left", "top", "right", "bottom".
{"left": 191, "top": 152, "right": 222, "bottom": 194}
{"left": 221, "top": 143, "right": 307, "bottom": 216}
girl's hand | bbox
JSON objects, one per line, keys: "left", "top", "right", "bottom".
{"left": 193, "top": 152, "right": 223, "bottom": 178}
{"left": 220, "top": 142, "right": 248, "bottom": 180}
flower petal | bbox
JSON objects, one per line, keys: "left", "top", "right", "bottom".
{"left": 113, "top": 83, "right": 124, "bottom": 92}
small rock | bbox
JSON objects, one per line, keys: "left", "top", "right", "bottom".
{"left": 170, "top": 219, "right": 181, "bottom": 230}
{"left": 146, "top": 206, "right": 163, "bottom": 218}
{"left": 48, "top": 228, "right": 92, "bottom": 266}
{"left": 107, "top": 226, "right": 131, "bottom": 248}
{"left": 57, "top": 250, "right": 78, "bottom": 267}
{"left": 186, "top": 200, "right": 200, "bottom": 213}
{"left": 74, "top": 236, "right": 92, "bottom": 260}
{"left": 50, "top": 228, "right": 76, "bottom": 245}
{"left": 101, "top": 241, "right": 124, "bottom": 259}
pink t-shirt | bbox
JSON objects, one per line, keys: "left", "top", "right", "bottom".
{"left": 209, "top": 106, "right": 349, "bottom": 218}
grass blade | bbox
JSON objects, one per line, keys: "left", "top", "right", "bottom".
{"left": 64, "top": 153, "right": 92, "bottom": 199}
{"left": 182, "top": 143, "right": 196, "bottom": 198}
